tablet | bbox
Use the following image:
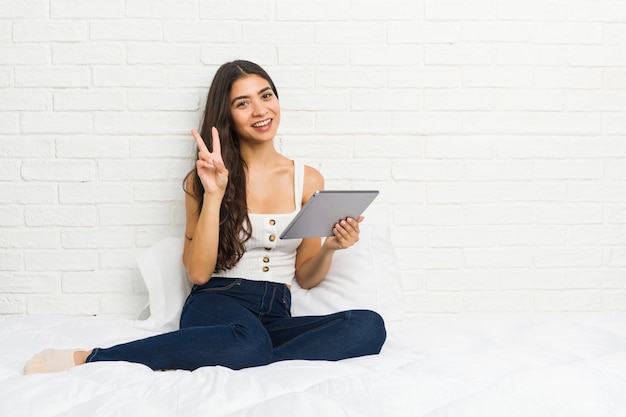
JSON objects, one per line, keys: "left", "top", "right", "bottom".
{"left": 280, "top": 190, "right": 379, "bottom": 239}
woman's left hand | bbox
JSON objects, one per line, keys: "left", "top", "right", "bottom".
{"left": 324, "top": 216, "right": 364, "bottom": 250}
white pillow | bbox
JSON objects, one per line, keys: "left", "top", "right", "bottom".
{"left": 135, "top": 237, "right": 191, "bottom": 332}
{"left": 291, "top": 224, "right": 404, "bottom": 323}
{"left": 135, "top": 224, "right": 404, "bottom": 332}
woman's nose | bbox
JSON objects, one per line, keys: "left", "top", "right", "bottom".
{"left": 252, "top": 104, "right": 268, "bottom": 117}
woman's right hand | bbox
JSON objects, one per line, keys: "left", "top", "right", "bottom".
{"left": 192, "top": 127, "right": 229, "bottom": 195}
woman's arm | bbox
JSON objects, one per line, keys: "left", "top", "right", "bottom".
{"left": 294, "top": 166, "right": 363, "bottom": 289}
{"left": 182, "top": 190, "right": 223, "bottom": 285}
{"left": 294, "top": 217, "right": 363, "bottom": 289}
{"left": 182, "top": 128, "right": 228, "bottom": 285}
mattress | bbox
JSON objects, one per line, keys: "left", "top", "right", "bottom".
{"left": 3, "top": 313, "right": 626, "bottom": 417}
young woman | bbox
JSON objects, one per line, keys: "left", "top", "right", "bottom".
{"left": 24, "top": 60, "right": 386, "bottom": 374}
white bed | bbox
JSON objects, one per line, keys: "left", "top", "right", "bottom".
{"left": 3, "top": 226, "right": 626, "bottom": 417}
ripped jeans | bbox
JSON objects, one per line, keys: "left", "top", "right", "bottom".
{"left": 86, "top": 277, "right": 386, "bottom": 370}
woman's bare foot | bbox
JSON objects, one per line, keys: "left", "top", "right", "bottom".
{"left": 74, "top": 350, "right": 91, "bottom": 366}
{"left": 23, "top": 349, "right": 92, "bottom": 375}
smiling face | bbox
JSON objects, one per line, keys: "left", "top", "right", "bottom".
{"left": 229, "top": 74, "right": 281, "bottom": 144}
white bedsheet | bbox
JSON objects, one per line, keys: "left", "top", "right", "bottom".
{"left": 3, "top": 313, "right": 626, "bottom": 417}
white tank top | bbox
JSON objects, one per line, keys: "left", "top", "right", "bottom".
{"left": 212, "top": 160, "right": 304, "bottom": 285}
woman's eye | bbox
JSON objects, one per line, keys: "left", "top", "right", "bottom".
{"left": 262, "top": 93, "right": 273, "bottom": 100}
{"left": 236, "top": 101, "right": 249, "bottom": 108}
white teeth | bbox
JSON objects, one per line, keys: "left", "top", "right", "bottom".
{"left": 253, "top": 119, "right": 271, "bottom": 128}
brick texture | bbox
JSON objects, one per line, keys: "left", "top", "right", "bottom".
{"left": 2, "top": 0, "right": 626, "bottom": 317}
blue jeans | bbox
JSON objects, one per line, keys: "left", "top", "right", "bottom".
{"left": 86, "top": 278, "right": 386, "bottom": 371}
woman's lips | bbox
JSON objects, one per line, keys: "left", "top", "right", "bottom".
{"left": 252, "top": 118, "right": 273, "bottom": 130}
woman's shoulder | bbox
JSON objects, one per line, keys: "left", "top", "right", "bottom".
{"left": 183, "top": 171, "right": 195, "bottom": 194}
{"left": 303, "top": 164, "right": 323, "bottom": 182}
{"left": 302, "top": 164, "right": 324, "bottom": 205}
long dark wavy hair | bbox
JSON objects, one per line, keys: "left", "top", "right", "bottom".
{"left": 184, "top": 60, "right": 279, "bottom": 272}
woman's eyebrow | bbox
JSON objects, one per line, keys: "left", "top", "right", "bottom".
{"left": 231, "top": 86, "right": 272, "bottom": 105}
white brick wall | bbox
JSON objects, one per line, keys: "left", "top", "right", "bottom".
{"left": 1, "top": 0, "right": 626, "bottom": 318}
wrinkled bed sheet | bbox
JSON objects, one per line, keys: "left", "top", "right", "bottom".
{"left": 3, "top": 313, "right": 626, "bottom": 417}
